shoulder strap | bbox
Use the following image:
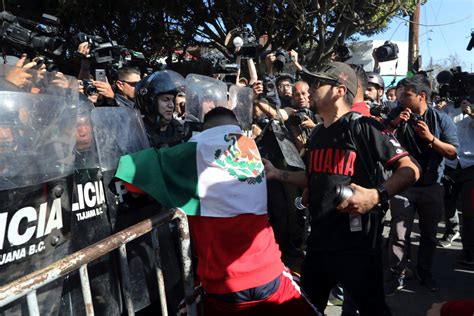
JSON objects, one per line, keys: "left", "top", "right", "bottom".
{"left": 348, "top": 114, "right": 387, "bottom": 248}
{"left": 348, "top": 114, "right": 379, "bottom": 188}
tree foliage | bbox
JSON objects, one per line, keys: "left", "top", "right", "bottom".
{"left": 2, "top": 0, "right": 423, "bottom": 72}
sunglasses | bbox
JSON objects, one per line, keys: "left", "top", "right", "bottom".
{"left": 119, "top": 80, "right": 139, "bottom": 87}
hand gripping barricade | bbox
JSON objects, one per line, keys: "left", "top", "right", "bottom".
{"left": 59, "top": 96, "right": 121, "bottom": 316}
{"left": 91, "top": 107, "right": 184, "bottom": 314}
{"left": 0, "top": 64, "right": 78, "bottom": 315}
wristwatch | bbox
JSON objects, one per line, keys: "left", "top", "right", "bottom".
{"left": 376, "top": 184, "right": 390, "bottom": 204}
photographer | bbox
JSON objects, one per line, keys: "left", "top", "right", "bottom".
{"left": 265, "top": 49, "right": 303, "bottom": 78}
{"left": 5, "top": 54, "right": 44, "bottom": 89}
{"left": 276, "top": 74, "right": 295, "bottom": 108}
{"left": 113, "top": 67, "right": 141, "bottom": 109}
{"left": 287, "top": 81, "right": 318, "bottom": 152}
{"left": 440, "top": 98, "right": 474, "bottom": 265}
{"left": 252, "top": 80, "right": 291, "bottom": 122}
{"left": 365, "top": 72, "right": 398, "bottom": 120}
{"left": 76, "top": 42, "right": 117, "bottom": 106}
{"left": 385, "top": 75, "right": 459, "bottom": 295}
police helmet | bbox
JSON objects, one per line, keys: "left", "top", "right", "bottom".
{"left": 366, "top": 72, "right": 385, "bottom": 90}
{"left": 135, "top": 70, "right": 185, "bottom": 115}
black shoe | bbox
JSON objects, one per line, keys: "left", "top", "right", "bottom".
{"left": 415, "top": 270, "right": 439, "bottom": 292}
{"left": 459, "top": 251, "right": 474, "bottom": 266}
{"left": 438, "top": 231, "right": 461, "bottom": 248}
{"left": 420, "top": 277, "right": 439, "bottom": 292}
{"left": 384, "top": 272, "right": 405, "bottom": 296}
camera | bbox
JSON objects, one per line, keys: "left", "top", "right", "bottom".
{"left": 0, "top": 11, "right": 64, "bottom": 56}
{"left": 369, "top": 103, "right": 390, "bottom": 118}
{"left": 437, "top": 67, "right": 474, "bottom": 105}
{"left": 334, "top": 44, "right": 353, "bottom": 62}
{"left": 407, "top": 113, "right": 423, "bottom": 127}
{"left": 214, "top": 58, "right": 239, "bottom": 74}
{"left": 287, "top": 108, "right": 313, "bottom": 126}
{"left": 374, "top": 41, "right": 399, "bottom": 62}
{"left": 75, "top": 32, "right": 120, "bottom": 64}
{"left": 213, "top": 58, "right": 239, "bottom": 84}
{"left": 81, "top": 80, "right": 98, "bottom": 96}
{"left": 232, "top": 27, "right": 258, "bottom": 59}
{"left": 273, "top": 48, "right": 289, "bottom": 72}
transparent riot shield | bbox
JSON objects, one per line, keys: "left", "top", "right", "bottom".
{"left": 59, "top": 97, "right": 121, "bottom": 316}
{"left": 229, "top": 84, "right": 253, "bottom": 131}
{"left": 92, "top": 107, "right": 184, "bottom": 313}
{"left": 185, "top": 74, "right": 228, "bottom": 122}
{"left": 271, "top": 121, "right": 306, "bottom": 169}
{"left": 0, "top": 64, "right": 78, "bottom": 315}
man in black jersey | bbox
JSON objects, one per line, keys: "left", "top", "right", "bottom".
{"left": 263, "top": 62, "right": 420, "bottom": 316}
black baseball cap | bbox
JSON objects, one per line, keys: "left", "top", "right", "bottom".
{"left": 301, "top": 62, "right": 357, "bottom": 97}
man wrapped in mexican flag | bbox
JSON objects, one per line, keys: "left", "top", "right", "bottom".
{"left": 115, "top": 107, "right": 319, "bottom": 315}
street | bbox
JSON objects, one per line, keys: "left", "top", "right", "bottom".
{"left": 326, "top": 212, "right": 474, "bottom": 316}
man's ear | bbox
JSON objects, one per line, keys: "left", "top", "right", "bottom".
{"left": 419, "top": 91, "right": 427, "bottom": 102}
{"left": 337, "top": 85, "right": 347, "bottom": 98}
{"left": 115, "top": 80, "right": 124, "bottom": 92}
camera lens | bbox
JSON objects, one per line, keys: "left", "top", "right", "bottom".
{"left": 334, "top": 184, "right": 354, "bottom": 205}
{"left": 265, "top": 81, "right": 275, "bottom": 93}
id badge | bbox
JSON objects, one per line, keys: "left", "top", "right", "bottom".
{"left": 349, "top": 214, "right": 363, "bottom": 232}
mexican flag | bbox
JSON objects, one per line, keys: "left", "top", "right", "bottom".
{"left": 115, "top": 125, "right": 267, "bottom": 217}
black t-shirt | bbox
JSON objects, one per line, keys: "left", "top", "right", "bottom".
{"left": 306, "top": 112, "right": 408, "bottom": 251}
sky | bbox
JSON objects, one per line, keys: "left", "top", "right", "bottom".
{"left": 359, "top": 0, "right": 474, "bottom": 71}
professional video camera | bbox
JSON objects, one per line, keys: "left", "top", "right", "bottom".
{"left": 227, "top": 27, "right": 258, "bottom": 59}
{"left": 0, "top": 11, "right": 64, "bottom": 56}
{"left": 273, "top": 48, "right": 289, "bottom": 72}
{"left": 121, "top": 48, "right": 146, "bottom": 67}
{"left": 334, "top": 44, "right": 353, "bottom": 62}
{"left": 287, "top": 108, "right": 314, "bottom": 126}
{"left": 213, "top": 58, "right": 239, "bottom": 84}
{"left": 75, "top": 32, "right": 120, "bottom": 64}
{"left": 374, "top": 41, "right": 399, "bottom": 62}
{"left": 437, "top": 66, "right": 474, "bottom": 105}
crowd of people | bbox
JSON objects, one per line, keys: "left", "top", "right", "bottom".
{"left": 1, "top": 37, "right": 474, "bottom": 316}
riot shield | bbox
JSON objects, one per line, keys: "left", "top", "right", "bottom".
{"left": 185, "top": 74, "right": 228, "bottom": 122}
{"left": 271, "top": 121, "right": 306, "bottom": 169}
{"left": 0, "top": 64, "right": 78, "bottom": 315}
{"left": 92, "top": 107, "right": 184, "bottom": 313}
{"left": 229, "top": 84, "right": 253, "bottom": 131}
{"left": 59, "top": 97, "right": 121, "bottom": 315}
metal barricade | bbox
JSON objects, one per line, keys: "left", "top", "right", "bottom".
{"left": 0, "top": 208, "right": 197, "bottom": 316}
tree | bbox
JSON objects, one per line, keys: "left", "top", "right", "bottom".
{"left": 163, "top": 0, "right": 423, "bottom": 67}
{"left": 1, "top": 0, "right": 424, "bottom": 73}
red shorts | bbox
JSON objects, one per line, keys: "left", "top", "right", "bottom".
{"left": 179, "top": 269, "right": 320, "bottom": 316}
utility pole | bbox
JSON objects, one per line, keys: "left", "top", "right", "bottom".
{"left": 408, "top": 0, "right": 421, "bottom": 72}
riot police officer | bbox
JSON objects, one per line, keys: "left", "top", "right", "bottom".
{"left": 135, "top": 70, "right": 185, "bottom": 148}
